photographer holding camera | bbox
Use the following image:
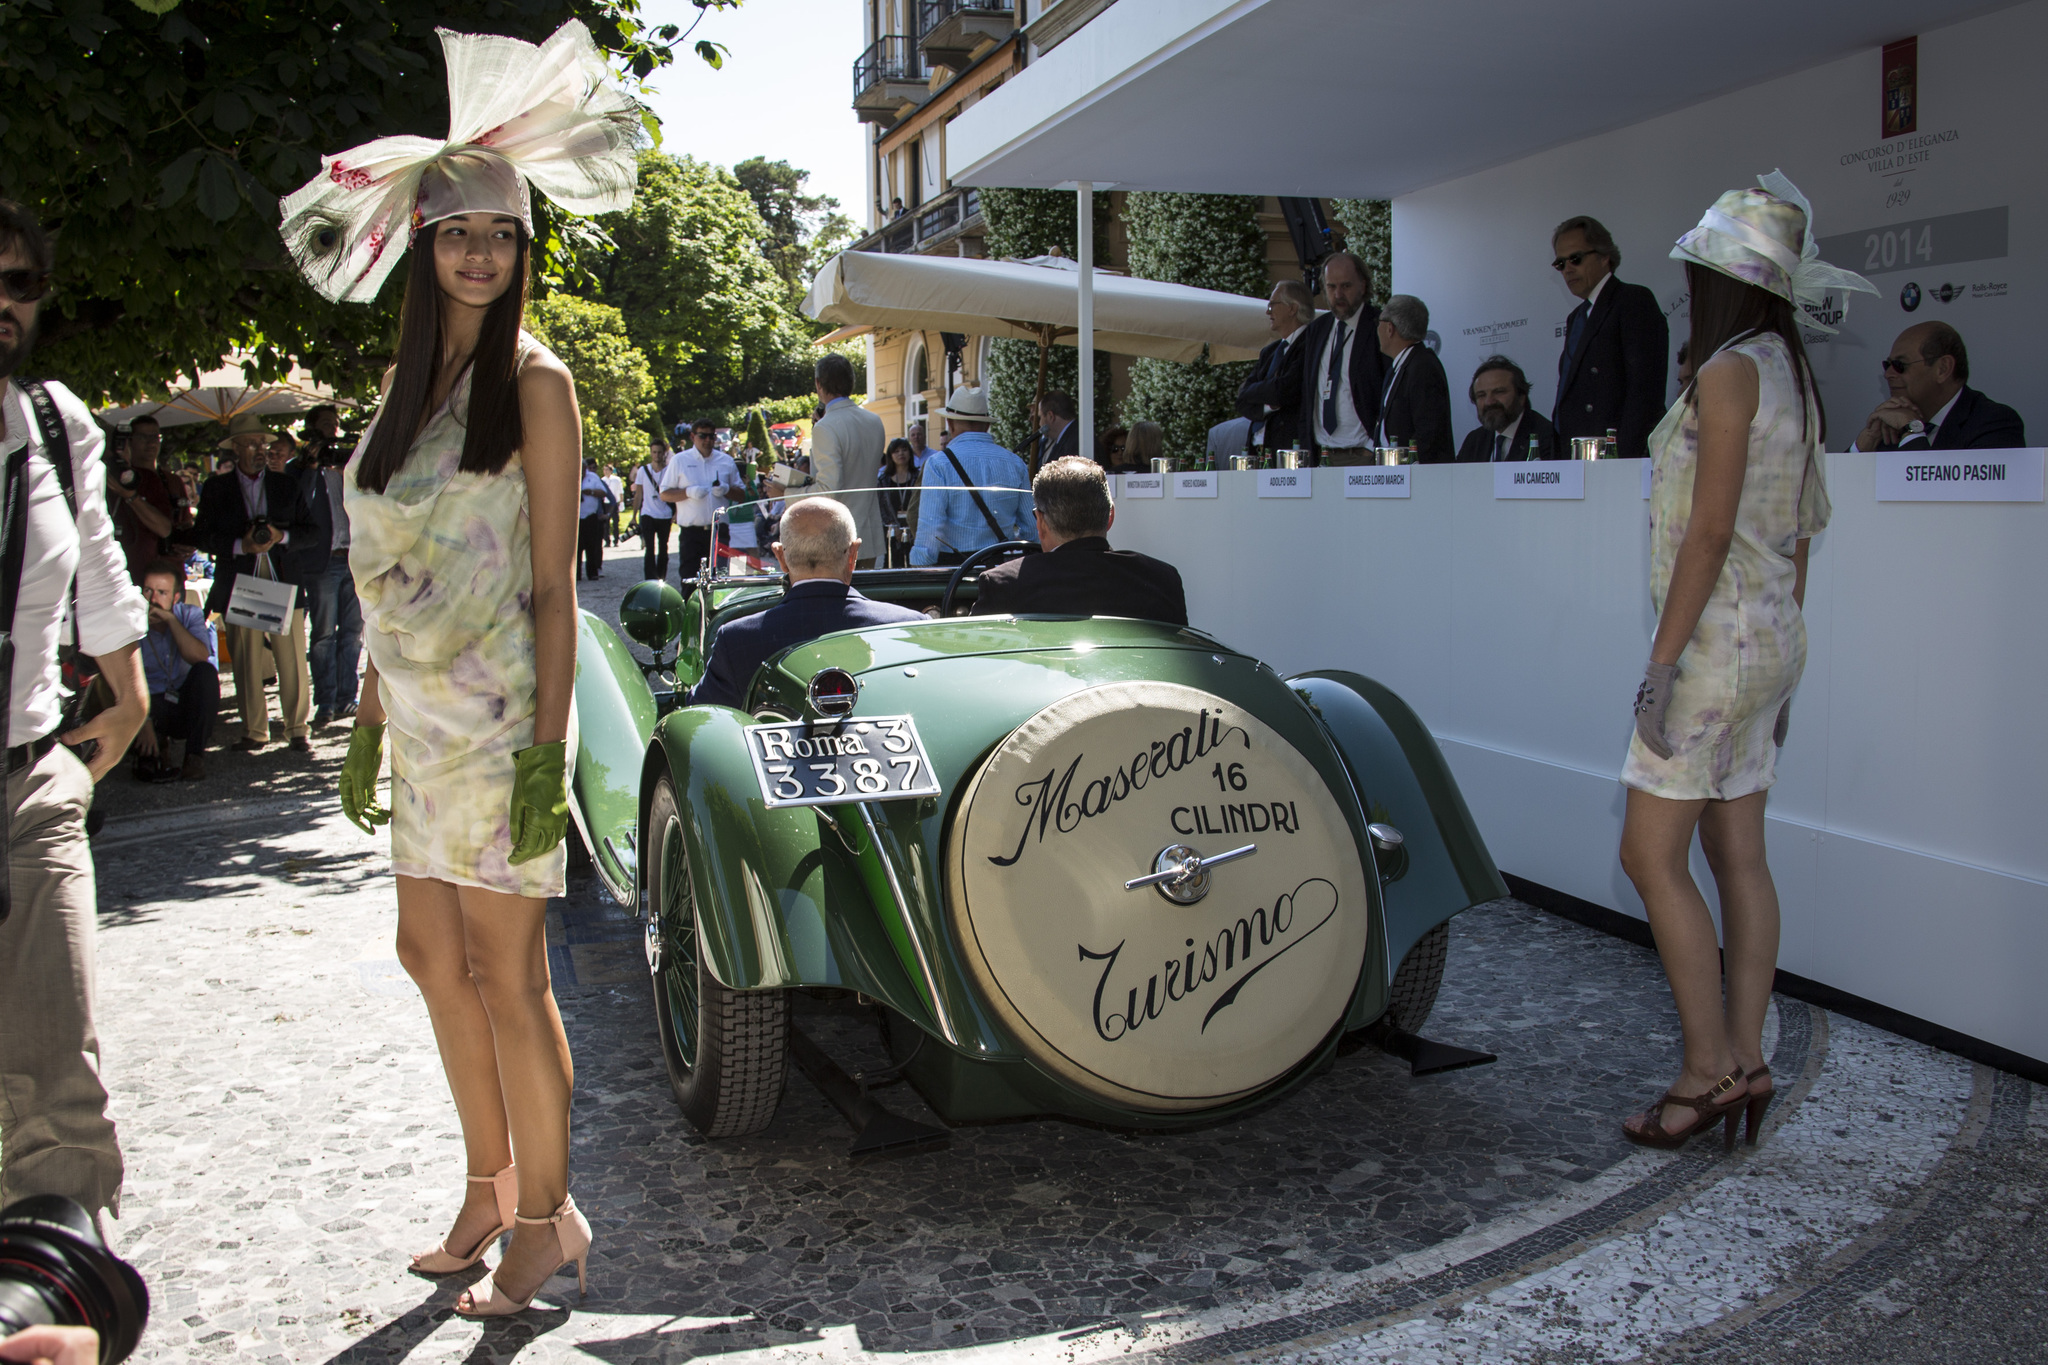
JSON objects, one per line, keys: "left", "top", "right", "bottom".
{"left": 192, "top": 413, "right": 316, "bottom": 753}
{"left": 104, "top": 416, "right": 186, "bottom": 584}
{"left": 0, "top": 201, "right": 152, "bottom": 1243}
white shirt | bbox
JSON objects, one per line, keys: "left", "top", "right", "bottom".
{"left": 1488, "top": 411, "right": 1527, "bottom": 461}
{"left": 602, "top": 472, "right": 625, "bottom": 511}
{"left": 578, "top": 469, "right": 610, "bottom": 519}
{"left": 1313, "top": 311, "right": 1372, "bottom": 449}
{"left": 635, "top": 463, "right": 673, "bottom": 519}
{"left": 660, "top": 447, "right": 744, "bottom": 528}
{"left": 0, "top": 381, "right": 148, "bottom": 746}
{"left": 1577, "top": 271, "right": 1611, "bottom": 315}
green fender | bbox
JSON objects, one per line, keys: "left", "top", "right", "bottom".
{"left": 1289, "top": 671, "right": 1507, "bottom": 1020}
{"left": 571, "top": 609, "right": 657, "bottom": 903}
{"left": 643, "top": 706, "right": 940, "bottom": 1034}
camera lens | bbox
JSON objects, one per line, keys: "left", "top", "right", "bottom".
{"left": 0, "top": 1196, "right": 150, "bottom": 1363}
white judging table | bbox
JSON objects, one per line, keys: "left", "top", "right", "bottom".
{"left": 1112, "top": 457, "right": 2048, "bottom": 1066}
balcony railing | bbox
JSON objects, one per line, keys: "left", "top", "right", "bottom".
{"left": 918, "top": 0, "right": 1014, "bottom": 70}
{"left": 857, "top": 186, "right": 983, "bottom": 256}
{"left": 919, "top": 0, "right": 1012, "bottom": 35}
{"left": 854, "top": 35, "right": 924, "bottom": 103}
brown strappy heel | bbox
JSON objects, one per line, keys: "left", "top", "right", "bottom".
{"left": 1741, "top": 1066, "right": 1773, "bottom": 1148}
{"left": 1622, "top": 1069, "right": 1748, "bottom": 1151}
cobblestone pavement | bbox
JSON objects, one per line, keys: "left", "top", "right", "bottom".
{"left": 81, "top": 540, "right": 2048, "bottom": 1364}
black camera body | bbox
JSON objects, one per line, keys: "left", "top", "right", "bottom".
{"left": 0, "top": 1195, "right": 149, "bottom": 1362}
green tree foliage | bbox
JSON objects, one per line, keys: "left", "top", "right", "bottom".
{"left": 0, "top": 0, "right": 706, "bottom": 405}
{"left": 977, "top": 187, "right": 1111, "bottom": 454}
{"left": 526, "top": 293, "right": 656, "bottom": 471}
{"left": 1120, "top": 192, "right": 1267, "bottom": 463}
{"left": 732, "top": 157, "right": 854, "bottom": 297}
{"left": 1327, "top": 198, "right": 1393, "bottom": 307}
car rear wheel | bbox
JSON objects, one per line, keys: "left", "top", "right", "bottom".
{"left": 1384, "top": 922, "right": 1447, "bottom": 1034}
{"left": 645, "top": 774, "right": 788, "bottom": 1137}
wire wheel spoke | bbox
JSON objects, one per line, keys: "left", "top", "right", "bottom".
{"left": 659, "top": 815, "right": 700, "bottom": 1068}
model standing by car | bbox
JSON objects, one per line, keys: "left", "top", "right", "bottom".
{"left": 1618, "top": 174, "right": 1874, "bottom": 1151}
{"left": 279, "top": 20, "right": 639, "bottom": 1315}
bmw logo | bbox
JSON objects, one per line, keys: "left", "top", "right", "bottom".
{"left": 1899, "top": 281, "right": 1922, "bottom": 312}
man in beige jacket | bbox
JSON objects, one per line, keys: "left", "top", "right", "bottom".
{"left": 801, "top": 354, "right": 886, "bottom": 568}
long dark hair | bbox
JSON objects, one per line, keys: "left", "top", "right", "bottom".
{"left": 355, "top": 222, "right": 530, "bottom": 493}
{"left": 1683, "top": 261, "right": 1824, "bottom": 444}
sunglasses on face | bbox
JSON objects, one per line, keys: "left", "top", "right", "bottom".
{"left": 1879, "top": 356, "right": 1922, "bottom": 374}
{"left": 1551, "top": 250, "right": 1599, "bottom": 271}
{"left": 1, "top": 269, "right": 52, "bottom": 304}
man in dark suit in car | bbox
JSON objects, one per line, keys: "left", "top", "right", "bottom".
{"left": 689, "top": 499, "right": 923, "bottom": 710}
{"left": 1550, "top": 215, "right": 1668, "bottom": 457}
{"left": 1851, "top": 322, "right": 2025, "bottom": 451}
{"left": 973, "top": 457, "right": 1186, "bottom": 626}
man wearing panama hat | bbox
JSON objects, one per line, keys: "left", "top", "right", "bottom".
{"left": 909, "top": 385, "right": 1035, "bottom": 567}
{"left": 192, "top": 411, "right": 317, "bottom": 751}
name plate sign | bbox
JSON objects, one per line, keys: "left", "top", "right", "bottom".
{"left": 1875, "top": 448, "right": 2044, "bottom": 502}
{"left": 1174, "top": 472, "right": 1218, "bottom": 499}
{"left": 1494, "top": 460, "right": 1585, "bottom": 499}
{"left": 1121, "top": 473, "right": 1165, "bottom": 500}
{"left": 1257, "top": 470, "right": 1312, "bottom": 499}
{"left": 1344, "top": 468, "right": 1411, "bottom": 499}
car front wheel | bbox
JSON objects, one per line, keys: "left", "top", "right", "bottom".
{"left": 645, "top": 774, "right": 789, "bottom": 1137}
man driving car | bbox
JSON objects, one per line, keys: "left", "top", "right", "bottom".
{"left": 972, "top": 457, "right": 1187, "bottom": 625}
{"left": 688, "top": 499, "right": 923, "bottom": 710}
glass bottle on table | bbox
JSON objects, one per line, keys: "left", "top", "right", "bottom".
{"left": 1527, "top": 432, "right": 1541, "bottom": 461}
{"left": 1604, "top": 426, "right": 1619, "bottom": 459}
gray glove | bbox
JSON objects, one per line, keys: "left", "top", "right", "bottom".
{"left": 1633, "top": 661, "right": 1679, "bottom": 760}
{"left": 1773, "top": 699, "right": 1791, "bottom": 748}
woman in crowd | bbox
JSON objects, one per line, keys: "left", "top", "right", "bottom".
{"left": 1619, "top": 174, "right": 1872, "bottom": 1152}
{"left": 1096, "top": 425, "right": 1130, "bottom": 473}
{"left": 285, "top": 19, "right": 639, "bottom": 1316}
{"left": 1122, "top": 421, "right": 1164, "bottom": 471}
{"left": 876, "top": 436, "right": 920, "bottom": 567}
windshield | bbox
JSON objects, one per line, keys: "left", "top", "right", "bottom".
{"left": 705, "top": 484, "right": 1036, "bottom": 583}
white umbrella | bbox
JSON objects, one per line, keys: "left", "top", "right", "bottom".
{"left": 802, "top": 250, "right": 1270, "bottom": 366}
{"left": 96, "top": 353, "right": 353, "bottom": 430}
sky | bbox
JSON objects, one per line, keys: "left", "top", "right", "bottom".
{"left": 636, "top": 0, "right": 872, "bottom": 227}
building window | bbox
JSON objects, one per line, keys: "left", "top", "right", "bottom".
{"left": 905, "top": 336, "right": 930, "bottom": 431}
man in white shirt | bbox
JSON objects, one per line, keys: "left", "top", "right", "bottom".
{"left": 1296, "top": 252, "right": 1386, "bottom": 465}
{"left": 577, "top": 458, "right": 616, "bottom": 580}
{"left": 601, "top": 464, "right": 626, "bottom": 546}
{"left": 661, "top": 418, "right": 744, "bottom": 583}
{"left": 0, "top": 201, "right": 151, "bottom": 1231}
{"left": 635, "top": 436, "right": 674, "bottom": 580}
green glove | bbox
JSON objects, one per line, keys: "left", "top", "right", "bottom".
{"left": 340, "top": 723, "right": 391, "bottom": 834}
{"left": 508, "top": 741, "right": 569, "bottom": 865}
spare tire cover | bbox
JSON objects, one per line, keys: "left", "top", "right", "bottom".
{"left": 947, "top": 681, "right": 1370, "bottom": 1112}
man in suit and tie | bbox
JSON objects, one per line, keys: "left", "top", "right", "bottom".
{"left": 193, "top": 412, "right": 317, "bottom": 752}
{"left": 1032, "top": 391, "right": 1079, "bottom": 471}
{"left": 1456, "top": 356, "right": 1559, "bottom": 462}
{"left": 688, "top": 499, "right": 924, "bottom": 710}
{"left": 1550, "top": 216, "right": 1668, "bottom": 457}
{"left": 1235, "top": 280, "right": 1314, "bottom": 451}
{"left": 805, "top": 353, "right": 889, "bottom": 567}
{"left": 1373, "top": 294, "right": 1453, "bottom": 463}
{"left": 1851, "top": 322, "right": 2024, "bottom": 451}
{"left": 1296, "top": 251, "right": 1386, "bottom": 465}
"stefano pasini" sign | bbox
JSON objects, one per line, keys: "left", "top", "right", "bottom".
{"left": 1875, "top": 448, "right": 2044, "bottom": 502}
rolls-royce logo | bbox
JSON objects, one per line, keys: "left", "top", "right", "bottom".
{"left": 989, "top": 708, "right": 1250, "bottom": 867}
{"left": 1080, "top": 878, "right": 1339, "bottom": 1042}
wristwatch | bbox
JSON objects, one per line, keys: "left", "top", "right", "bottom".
{"left": 1903, "top": 420, "right": 1927, "bottom": 440}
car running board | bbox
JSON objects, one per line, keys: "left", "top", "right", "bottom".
{"left": 787, "top": 1026, "right": 950, "bottom": 1160}
{"left": 1377, "top": 1027, "right": 1498, "bottom": 1077}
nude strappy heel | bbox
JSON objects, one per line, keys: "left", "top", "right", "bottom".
{"left": 455, "top": 1194, "right": 592, "bottom": 1317}
{"left": 409, "top": 1163, "right": 516, "bottom": 1276}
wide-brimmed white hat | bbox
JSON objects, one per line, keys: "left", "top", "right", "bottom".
{"left": 936, "top": 385, "right": 991, "bottom": 422}
{"left": 1669, "top": 169, "right": 1875, "bottom": 332}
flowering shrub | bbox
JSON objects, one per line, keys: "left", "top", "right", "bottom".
{"left": 1120, "top": 193, "right": 1266, "bottom": 463}
{"left": 980, "top": 187, "right": 1111, "bottom": 453}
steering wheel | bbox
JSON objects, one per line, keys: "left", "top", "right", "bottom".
{"left": 940, "top": 540, "right": 1039, "bottom": 618}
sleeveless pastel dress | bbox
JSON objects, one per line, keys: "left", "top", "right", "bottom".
{"left": 345, "top": 336, "right": 573, "bottom": 898}
{"left": 1621, "top": 332, "right": 1829, "bottom": 801}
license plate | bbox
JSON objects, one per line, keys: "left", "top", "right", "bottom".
{"left": 745, "top": 715, "right": 942, "bottom": 808}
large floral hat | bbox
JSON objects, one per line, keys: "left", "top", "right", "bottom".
{"left": 279, "top": 20, "right": 639, "bottom": 304}
{"left": 1669, "top": 170, "right": 1876, "bottom": 331}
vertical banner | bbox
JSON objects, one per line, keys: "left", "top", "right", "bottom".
{"left": 1882, "top": 36, "right": 1917, "bottom": 137}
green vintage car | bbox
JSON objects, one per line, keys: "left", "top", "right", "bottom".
{"left": 566, "top": 526, "right": 1505, "bottom": 1152}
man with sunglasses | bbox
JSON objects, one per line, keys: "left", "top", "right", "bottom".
{"left": 660, "top": 418, "right": 744, "bottom": 584}
{"left": 1851, "top": 321, "right": 2023, "bottom": 452}
{"left": 1549, "top": 215, "right": 1668, "bottom": 458}
{"left": 0, "top": 199, "right": 152, "bottom": 1237}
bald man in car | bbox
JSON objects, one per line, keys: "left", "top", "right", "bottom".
{"left": 688, "top": 499, "right": 923, "bottom": 711}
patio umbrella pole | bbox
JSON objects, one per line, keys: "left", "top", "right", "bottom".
{"left": 1077, "top": 181, "right": 1094, "bottom": 462}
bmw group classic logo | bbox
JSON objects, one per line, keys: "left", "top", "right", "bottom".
{"left": 1900, "top": 281, "right": 1922, "bottom": 311}
{"left": 946, "top": 682, "right": 1370, "bottom": 1112}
